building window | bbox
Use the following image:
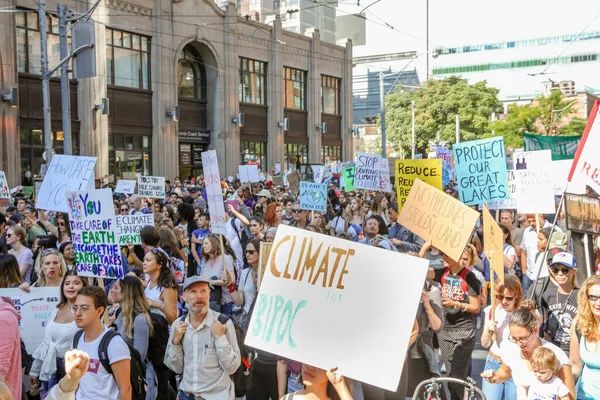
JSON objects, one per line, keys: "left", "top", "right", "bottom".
{"left": 284, "top": 143, "right": 307, "bottom": 171}
{"left": 239, "top": 58, "right": 267, "bottom": 105}
{"left": 284, "top": 67, "right": 306, "bottom": 110}
{"left": 108, "top": 134, "right": 152, "bottom": 176}
{"left": 20, "top": 128, "right": 80, "bottom": 183}
{"left": 241, "top": 141, "right": 266, "bottom": 170}
{"left": 322, "top": 146, "right": 341, "bottom": 164}
{"left": 321, "top": 75, "right": 340, "bottom": 114}
{"left": 178, "top": 47, "right": 207, "bottom": 99}
{"left": 16, "top": 11, "right": 67, "bottom": 74}
{"left": 106, "top": 28, "right": 151, "bottom": 89}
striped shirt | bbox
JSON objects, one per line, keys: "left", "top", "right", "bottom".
{"left": 164, "top": 310, "right": 241, "bottom": 400}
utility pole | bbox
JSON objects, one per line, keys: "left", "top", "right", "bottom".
{"left": 58, "top": 3, "right": 72, "bottom": 155}
{"left": 455, "top": 114, "right": 460, "bottom": 144}
{"left": 39, "top": 0, "right": 53, "bottom": 168}
{"left": 426, "top": 0, "right": 429, "bottom": 80}
{"left": 411, "top": 100, "right": 416, "bottom": 159}
{"left": 379, "top": 73, "right": 386, "bottom": 158}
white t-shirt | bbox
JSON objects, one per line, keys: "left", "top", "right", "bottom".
{"left": 238, "top": 267, "right": 257, "bottom": 314}
{"left": 502, "top": 339, "right": 571, "bottom": 387}
{"left": 73, "top": 328, "right": 131, "bottom": 400}
{"left": 484, "top": 305, "right": 515, "bottom": 355}
{"left": 525, "top": 374, "right": 569, "bottom": 400}
{"left": 504, "top": 244, "right": 517, "bottom": 273}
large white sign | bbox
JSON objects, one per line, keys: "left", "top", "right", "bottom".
{"left": 238, "top": 165, "right": 260, "bottom": 183}
{"left": 0, "top": 288, "right": 60, "bottom": 354}
{"left": 36, "top": 155, "right": 97, "bottom": 212}
{"left": 354, "top": 152, "right": 381, "bottom": 190}
{"left": 515, "top": 170, "right": 556, "bottom": 214}
{"left": 245, "top": 225, "right": 429, "bottom": 391}
{"left": 379, "top": 157, "right": 392, "bottom": 192}
{"left": 115, "top": 214, "right": 155, "bottom": 245}
{"left": 137, "top": 176, "right": 165, "bottom": 199}
{"left": 115, "top": 179, "right": 136, "bottom": 194}
{"left": 203, "top": 150, "right": 227, "bottom": 235}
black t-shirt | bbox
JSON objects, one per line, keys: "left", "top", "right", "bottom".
{"left": 434, "top": 268, "right": 482, "bottom": 331}
{"left": 541, "top": 285, "right": 578, "bottom": 352}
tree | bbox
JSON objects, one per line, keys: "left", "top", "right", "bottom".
{"left": 382, "top": 76, "right": 503, "bottom": 156}
{"left": 487, "top": 103, "right": 541, "bottom": 149}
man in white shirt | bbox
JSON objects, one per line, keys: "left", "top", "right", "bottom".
{"left": 165, "top": 276, "right": 241, "bottom": 400}
{"left": 71, "top": 286, "right": 131, "bottom": 400}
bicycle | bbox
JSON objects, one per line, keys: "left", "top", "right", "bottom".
{"left": 411, "top": 376, "right": 486, "bottom": 400}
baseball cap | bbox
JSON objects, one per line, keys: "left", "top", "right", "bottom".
{"left": 545, "top": 247, "right": 562, "bottom": 261}
{"left": 183, "top": 276, "right": 212, "bottom": 291}
{"left": 347, "top": 224, "right": 363, "bottom": 242}
{"left": 550, "top": 252, "right": 577, "bottom": 269}
{"left": 257, "top": 189, "right": 271, "bottom": 198}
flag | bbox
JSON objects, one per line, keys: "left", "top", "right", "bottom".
{"left": 568, "top": 100, "right": 600, "bottom": 193}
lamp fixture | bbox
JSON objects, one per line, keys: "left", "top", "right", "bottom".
{"left": 316, "top": 122, "right": 327, "bottom": 133}
{"left": 278, "top": 117, "right": 289, "bottom": 131}
{"left": 166, "top": 105, "right": 179, "bottom": 122}
{"left": 2, "top": 88, "right": 18, "bottom": 108}
{"left": 94, "top": 97, "right": 110, "bottom": 115}
{"left": 232, "top": 112, "right": 244, "bottom": 127}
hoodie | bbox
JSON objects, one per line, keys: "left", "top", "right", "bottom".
{"left": 0, "top": 297, "right": 22, "bottom": 400}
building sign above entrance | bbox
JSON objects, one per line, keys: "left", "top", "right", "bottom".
{"left": 178, "top": 130, "right": 210, "bottom": 143}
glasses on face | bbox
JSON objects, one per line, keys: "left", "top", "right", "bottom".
{"left": 245, "top": 250, "right": 256, "bottom": 255}
{"left": 121, "top": 208, "right": 129, "bottom": 212}
{"left": 496, "top": 294, "right": 515, "bottom": 302}
{"left": 588, "top": 294, "right": 600, "bottom": 302}
{"left": 5, "top": 233, "right": 12, "bottom": 238}
{"left": 70, "top": 305, "right": 96, "bottom": 314}
{"left": 551, "top": 267, "right": 570, "bottom": 275}
{"left": 292, "top": 209, "right": 302, "bottom": 213}
{"left": 508, "top": 330, "right": 533, "bottom": 344}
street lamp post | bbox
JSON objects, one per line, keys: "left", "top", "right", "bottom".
{"left": 411, "top": 100, "right": 416, "bottom": 158}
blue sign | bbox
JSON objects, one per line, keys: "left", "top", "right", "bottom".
{"left": 300, "top": 181, "right": 327, "bottom": 213}
{"left": 453, "top": 137, "right": 509, "bottom": 206}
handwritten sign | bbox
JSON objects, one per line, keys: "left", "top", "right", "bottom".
{"left": 67, "top": 188, "right": 124, "bottom": 279}
{"left": 513, "top": 150, "right": 552, "bottom": 170}
{"left": 395, "top": 159, "right": 442, "bottom": 210}
{"left": 398, "top": 179, "right": 480, "bottom": 262}
{"left": 239, "top": 165, "right": 260, "bottom": 183}
{"left": 300, "top": 182, "right": 327, "bottom": 212}
{"left": 0, "top": 171, "right": 10, "bottom": 206}
{"left": 245, "top": 225, "right": 429, "bottom": 391}
{"left": 341, "top": 166, "right": 356, "bottom": 191}
{"left": 454, "top": 137, "right": 509, "bottom": 205}
{"left": 286, "top": 170, "right": 301, "bottom": 194}
{"left": 137, "top": 176, "right": 165, "bottom": 199}
{"left": 115, "top": 179, "right": 136, "bottom": 194}
{"left": 0, "top": 288, "right": 60, "bottom": 354}
{"left": 379, "top": 158, "right": 392, "bottom": 192}
{"left": 115, "top": 214, "right": 154, "bottom": 245}
{"left": 354, "top": 153, "right": 381, "bottom": 190}
{"left": 202, "top": 150, "right": 227, "bottom": 235}
{"left": 565, "top": 193, "right": 600, "bottom": 234}
{"left": 514, "top": 170, "right": 556, "bottom": 214}
{"left": 436, "top": 147, "right": 454, "bottom": 186}
{"left": 485, "top": 170, "right": 517, "bottom": 210}
{"left": 36, "top": 155, "right": 97, "bottom": 212}
{"left": 483, "top": 207, "right": 504, "bottom": 284}
{"left": 312, "top": 165, "right": 325, "bottom": 183}
{"left": 258, "top": 241, "right": 273, "bottom": 289}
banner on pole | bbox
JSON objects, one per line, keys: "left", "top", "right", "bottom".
{"left": 299, "top": 182, "right": 327, "bottom": 212}
{"left": 202, "top": 150, "right": 227, "bottom": 235}
{"left": 395, "top": 159, "right": 443, "bottom": 210}
{"left": 137, "top": 176, "right": 165, "bottom": 199}
{"left": 524, "top": 133, "right": 581, "bottom": 161}
{"left": 568, "top": 100, "right": 600, "bottom": 194}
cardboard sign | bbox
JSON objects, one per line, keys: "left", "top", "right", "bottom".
{"left": 257, "top": 241, "right": 273, "bottom": 289}
{"left": 398, "top": 179, "right": 480, "bottom": 262}
{"left": 202, "top": 150, "right": 227, "bottom": 235}
{"left": 137, "top": 176, "right": 165, "bottom": 199}
{"left": 67, "top": 188, "right": 124, "bottom": 279}
{"left": 115, "top": 214, "right": 155, "bottom": 245}
{"left": 272, "top": 175, "right": 285, "bottom": 187}
{"left": 0, "top": 288, "right": 60, "bottom": 354}
{"left": 514, "top": 170, "right": 556, "bottom": 214}
{"left": 341, "top": 166, "right": 356, "bottom": 191}
{"left": 0, "top": 171, "right": 10, "bottom": 207}
{"left": 565, "top": 193, "right": 600, "bottom": 234}
{"left": 239, "top": 165, "right": 260, "bottom": 183}
{"left": 483, "top": 207, "right": 504, "bottom": 284}
{"left": 436, "top": 147, "right": 454, "bottom": 186}
{"left": 299, "top": 182, "right": 327, "bottom": 213}
{"left": 454, "top": 137, "right": 509, "bottom": 205}
{"left": 115, "top": 179, "right": 136, "bottom": 194}
{"left": 354, "top": 153, "right": 381, "bottom": 190}
{"left": 379, "top": 158, "right": 392, "bottom": 193}
{"left": 245, "top": 225, "right": 429, "bottom": 391}
{"left": 286, "top": 171, "right": 301, "bottom": 194}
{"left": 485, "top": 170, "right": 517, "bottom": 210}
{"left": 36, "top": 155, "right": 97, "bottom": 212}
{"left": 395, "top": 159, "right": 443, "bottom": 210}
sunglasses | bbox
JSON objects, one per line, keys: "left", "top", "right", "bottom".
{"left": 5, "top": 233, "right": 12, "bottom": 238}
{"left": 42, "top": 248, "right": 60, "bottom": 256}
{"left": 120, "top": 208, "right": 129, "bottom": 212}
{"left": 292, "top": 209, "right": 303, "bottom": 213}
{"left": 245, "top": 250, "right": 256, "bottom": 255}
{"left": 496, "top": 294, "right": 515, "bottom": 302}
{"left": 588, "top": 294, "right": 600, "bottom": 302}
{"left": 551, "top": 267, "right": 571, "bottom": 275}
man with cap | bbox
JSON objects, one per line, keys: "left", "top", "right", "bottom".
{"left": 347, "top": 224, "right": 364, "bottom": 242}
{"left": 253, "top": 189, "right": 271, "bottom": 218}
{"left": 165, "top": 276, "right": 241, "bottom": 400}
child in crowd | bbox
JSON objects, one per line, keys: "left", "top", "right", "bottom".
{"left": 518, "top": 347, "right": 569, "bottom": 400}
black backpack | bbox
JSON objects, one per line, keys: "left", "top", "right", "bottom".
{"left": 73, "top": 329, "right": 147, "bottom": 400}
{"left": 147, "top": 312, "right": 170, "bottom": 371}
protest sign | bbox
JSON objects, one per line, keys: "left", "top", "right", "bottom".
{"left": 115, "top": 214, "right": 155, "bottom": 245}
{"left": 514, "top": 170, "right": 556, "bottom": 214}
{"left": 312, "top": 165, "right": 325, "bottom": 183}
{"left": 524, "top": 133, "right": 581, "bottom": 161}
{"left": 275, "top": 162, "right": 281, "bottom": 174}
{"left": 245, "top": 225, "right": 429, "bottom": 391}
{"left": 549, "top": 160, "right": 586, "bottom": 195}
{"left": 568, "top": 100, "right": 600, "bottom": 194}
{"left": 341, "top": 166, "right": 356, "bottom": 191}
{"left": 137, "top": 176, "right": 165, "bottom": 199}
{"left": 513, "top": 149, "right": 552, "bottom": 170}
{"left": 565, "top": 193, "right": 600, "bottom": 235}
{"left": 0, "top": 171, "right": 10, "bottom": 206}
{"left": 257, "top": 241, "right": 273, "bottom": 289}
{"left": 67, "top": 188, "right": 124, "bottom": 279}
{"left": 454, "top": 137, "right": 509, "bottom": 205}
{"left": 436, "top": 147, "right": 454, "bottom": 186}
{"left": 485, "top": 170, "right": 517, "bottom": 210}
{"left": 239, "top": 165, "right": 260, "bottom": 183}
{"left": 202, "top": 150, "right": 227, "bottom": 235}
{"left": 398, "top": 179, "right": 480, "bottom": 262}
{"left": 483, "top": 207, "right": 504, "bottom": 284}
{"left": 354, "top": 152, "right": 381, "bottom": 190}
{"left": 300, "top": 182, "right": 327, "bottom": 213}
{"left": 36, "top": 155, "right": 97, "bottom": 212}
{"left": 379, "top": 158, "right": 392, "bottom": 192}
{"left": 115, "top": 179, "right": 136, "bottom": 194}
{"left": 272, "top": 175, "right": 285, "bottom": 186}
{"left": 0, "top": 288, "right": 60, "bottom": 354}
{"left": 395, "top": 159, "right": 442, "bottom": 210}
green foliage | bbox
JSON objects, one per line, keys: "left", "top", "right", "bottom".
{"left": 486, "top": 103, "right": 541, "bottom": 149}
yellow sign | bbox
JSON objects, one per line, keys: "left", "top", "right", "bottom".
{"left": 395, "top": 159, "right": 443, "bottom": 210}
{"left": 483, "top": 207, "right": 504, "bottom": 284}
{"left": 398, "top": 178, "right": 480, "bottom": 262}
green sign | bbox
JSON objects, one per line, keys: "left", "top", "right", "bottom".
{"left": 342, "top": 166, "right": 356, "bottom": 191}
{"left": 523, "top": 133, "right": 581, "bottom": 161}
{"left": 21, "top": 186, "right": 34, "bottom": 199}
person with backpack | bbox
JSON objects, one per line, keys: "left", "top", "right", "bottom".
{"left": 165, "top": 275, "right": 241, "bottom": 400}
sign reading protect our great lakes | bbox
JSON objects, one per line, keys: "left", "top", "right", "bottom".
{"left": 245, "top": 225, "right": 429, "bottom": 391}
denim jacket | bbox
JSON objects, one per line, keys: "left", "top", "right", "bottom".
{"left": 388, "top": 222, "right": 424, "bottom": 253}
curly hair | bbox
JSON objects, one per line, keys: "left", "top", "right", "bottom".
{"left": 263, "top": 202, "right": 281, "bottom": 227}
{"left": 577, "top": 275, "right": 600, "bottom": 343}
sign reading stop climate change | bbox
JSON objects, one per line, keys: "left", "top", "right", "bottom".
{"left": 67, "top": 188, "right": 124, "bottom": 279}
{"left": 453, "top": 137, "right": 509, "bottom": 206}
{"left": 395, "top": 159, "right": 442, "bottom": 210}
{"left": 354, "top": 152, "right": 381, "bottom": 190}
{"left": 245, "top": 225, "right": 429, "bottom": 391}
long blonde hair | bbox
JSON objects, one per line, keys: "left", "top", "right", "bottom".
{"left": 35, "top": 251, "right": 68, "bottom": 287}
{"left": 119, "top": 276, "right": 154, "bottom": 339}
{"left": 577, "top": 275, "right": 600, "bottom": 343}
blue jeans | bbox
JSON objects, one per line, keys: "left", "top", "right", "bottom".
{"left": 522, "top": 275, "right": 534, "bottom": 295}
{"left": 481, "top": 355, "right": 517, "bottom": 400}
{"left": 220, "top": 302, "right": 234, "bottom": 316}
{"left": 178, "top": 391, "right": 204, "bottom": 400}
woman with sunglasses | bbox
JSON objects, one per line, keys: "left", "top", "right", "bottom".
{"left": 482, "top": 304, "right": 575, "bottom": 399}
{"left": 570, "top": 275, "right": 600, "bottom": 400}
{"left": 143, "top": 248, "right": 179, "bottom": 324}
{"left": 230, "top": 239, "right": 261, "bottom": 330}
{"left": 481, "top": 275, "right": 523, "bottom": 400}
{"left": 29, "top": 270, "right": 87, "bottom": 394}
{"left": 6, "top": 225, "right": 34, "bottom": 283}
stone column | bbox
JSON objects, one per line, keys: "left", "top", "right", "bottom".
{"left": 338, "top": 38, "right": 353, "bottom": 161}
{"left": 267, "top": 15, "right": 284, "bottom": 173}
{"left": 305, "top": 28, "right": 321, "bottom": 164}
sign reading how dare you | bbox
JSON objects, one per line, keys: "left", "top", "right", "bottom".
{"left": 245, "top": 225, "right": 429, "bottom": 391}
{"left": 454, "top": 137, "right": 509, "bottom": 205}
